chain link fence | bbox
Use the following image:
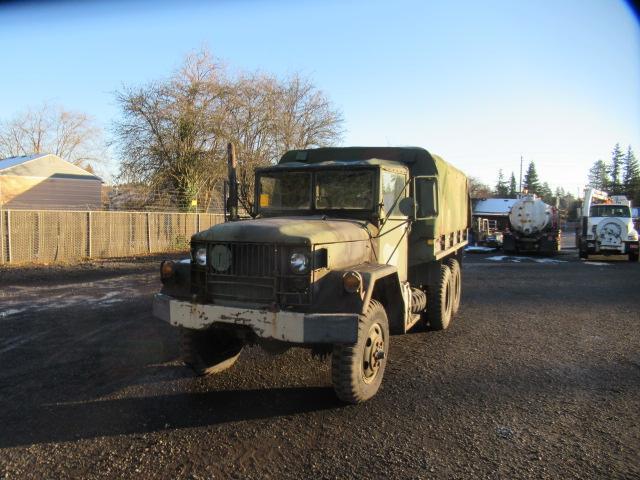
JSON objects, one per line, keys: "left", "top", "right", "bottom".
{"left": 0, "top": 209, "right": 224, "bottom": 264}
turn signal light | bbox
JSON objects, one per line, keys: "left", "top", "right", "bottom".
{"left": 160, "top": 260, "right": 175, "bottom": 283}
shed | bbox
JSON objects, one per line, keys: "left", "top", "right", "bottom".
{"left": 473, "top": 198, "right": 517, "bottom": 217}
{"left": 472, "top": 197, "right": 517, "bottom": 235}
{"left": 0, "top": 153, "right": 102, "bottom": 210}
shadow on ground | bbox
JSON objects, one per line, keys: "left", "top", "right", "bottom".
{"left": 0, "top": 386, "right": 341, "bottom": 448}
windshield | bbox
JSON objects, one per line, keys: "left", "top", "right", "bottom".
{"left": 590, "top": 205, "right": 631, "bottom": 218}
{"left": 258, "top": 172, "right": 312, "bottom": 210}
{"left": 315, "top": 170, "right": 374, "bottom": 210}
{"left": 258, "top": 169, "right": 375, "bottom": 212}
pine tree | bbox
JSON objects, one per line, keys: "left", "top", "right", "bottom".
{"left": 494, "top": 169, "right": 509, "bottom": 197}
{"left": 609, "top": 143, "right": 624, "bottom": 194}
{"left": 539, "top": 182, "right": 554, "bottom": 203}
{"left": 622, "top": 145, "right": 640, "bottom": 204}
{"left": 508, "top": 172, "right": 517, "bottom": 198}
{"left": 523, "top": 161, "right": 541, "bottom": 195}
{"left": 587, "top": 159, "right": 609, "bottom": 191}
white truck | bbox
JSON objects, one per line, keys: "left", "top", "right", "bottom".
{"left": 578, "top": 188, "right": 639, "bottom": 262}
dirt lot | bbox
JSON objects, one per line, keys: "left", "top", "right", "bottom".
{"left": 1, "top": 251, "right": 639, "bottom": 479}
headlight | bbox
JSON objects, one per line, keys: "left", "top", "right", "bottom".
{"left": 343, "top": 271, "right": 362, "bottom": 293}
{"left": 289, "top": 252, "right": 309, "bottom": 274}
{"left": 194, "top": 247, "right": 207, "bottom": 266}
{"left": 628, "top": 230, "right": 639, "bottom": 241}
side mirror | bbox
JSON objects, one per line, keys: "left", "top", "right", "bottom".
{"left": 398, "top": 197, "right": 416, "bottom": 218}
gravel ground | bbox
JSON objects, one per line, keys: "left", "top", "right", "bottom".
{"left": 0, "top": 251, "right": 638, "bottom": 479}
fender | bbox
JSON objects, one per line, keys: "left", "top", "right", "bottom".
{"left": 311, "top": 263, "right": 406, "bottom": 334}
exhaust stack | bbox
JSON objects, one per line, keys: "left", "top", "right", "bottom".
{"left": 226, "top": 142, "right": 239, "bottom": 221}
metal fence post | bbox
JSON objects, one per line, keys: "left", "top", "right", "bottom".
{"left": 6, "top": 210, "right": 12, "bottom": 264}
{"left": 0, "top": 208, "right": 4, "bottom": 264}
{"left": 87, "top": 211, "right": 92, "bottom": 258}
{"left": 146, "top": 212, "right": 151, "bottom": 253}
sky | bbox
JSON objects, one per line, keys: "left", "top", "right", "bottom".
{"left": 1, "top": 0, "right": 639, "bottom": 193}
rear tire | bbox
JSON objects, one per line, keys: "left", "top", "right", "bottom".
{"left": 331, "top": 300, "right": 389, "bottom": 404}
{"left": 425, "top": 263, "right": 454, "bottom": 330}
{"left": 445, "top": 258, "right": 461, "bottom": 315}
{"left": 181, "top": 327, "right": 244, "bottom": 376}
{"left": 579, "top": 249, "right": 588, "bottom": 260}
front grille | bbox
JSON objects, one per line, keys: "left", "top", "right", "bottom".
{"left": 213, "top": 243, "right": 276, "bottom": 277}
{"left": 195, "top": 242, "right": 311, "bottom": 306}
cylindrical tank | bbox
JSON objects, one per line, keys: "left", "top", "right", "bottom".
{"left": 508, "top": 194, "right": 552, "bottom": 236}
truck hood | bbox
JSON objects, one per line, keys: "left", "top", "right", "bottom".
{"left": 192, "top": 216, "right": 374, "bottom": 245}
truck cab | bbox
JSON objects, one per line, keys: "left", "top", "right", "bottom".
{"left": 578, "top": 188, "right": 639, "bottom": 261}
{"left": 154, "top": 147, "right": 470, "bottom": 403}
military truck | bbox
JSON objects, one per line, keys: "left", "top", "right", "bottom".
{"left": 154, "top": 147, "right": 470, "bottom": 403}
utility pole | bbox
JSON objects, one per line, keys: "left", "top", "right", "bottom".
{"left": 519, "top": 155, "right": 523, "bottom": 196}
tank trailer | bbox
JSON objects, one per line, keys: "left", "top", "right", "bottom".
{"left": 502, "top": 194, "right": 561, "bottom": 254}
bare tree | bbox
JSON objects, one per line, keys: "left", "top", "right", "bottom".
{"left": 468, "top": 176, "right": 493, "bottom": 199}
{"left": 113, "top": 49, "right": 344, "bottom": 212}
{"left": 0, "top": 103, "right": 104, "bottom": 170}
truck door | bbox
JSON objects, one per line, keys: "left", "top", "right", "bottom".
{"left": 379, "top": 169, "right": 410, "bottom": 281}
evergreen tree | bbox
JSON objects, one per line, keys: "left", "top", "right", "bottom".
{"left": 494, "top": 169, "right": 509, "bottom": 197}
{"left": 539, "top": 182, "right": 554, "bottom": 203}
{"left": 508, "top": 172, "right": 517, "bottom": 198}
{"left": 609, "top": 143, "right": 624, "bottom": 194}
{"left": 523, "top": 161, "right": 541, "bottom": 194}
{"left": 622, "top": 145, "right": 640, "bottom": 204}
{"left": 587, "top": 159, "right": 609, "bottom": 190}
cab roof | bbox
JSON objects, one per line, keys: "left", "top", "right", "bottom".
{"left": 279, "top": 146, "right": 432, "bottom": 166}
{"left": 258, "top": 157, "right": 408, "bottom": 171}
{"left": 264, "top": 146, "right": 467, "bottom": 181}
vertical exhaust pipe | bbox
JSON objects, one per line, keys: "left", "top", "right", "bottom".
{"left": 227, "top": 142, "right": 239, "bottom": 221}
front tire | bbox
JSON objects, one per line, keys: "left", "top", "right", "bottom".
{"left": 331, "top": 300, "right": 389, "bottom": 404}
{"left": 426, "top": 263, "right": 454, "bottom": 330}
{"left": 181, "top": 327, "right": 244, "bottom": 376}
{"left": 445, "top": 258, "right": 461, "bottom": 315}
{"left": 629, "top": 251, "right": 639, "bottom": 262}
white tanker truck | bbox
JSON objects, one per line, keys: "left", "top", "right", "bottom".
{"left": 502, "top": 194, "right": 561, "bottom": 254}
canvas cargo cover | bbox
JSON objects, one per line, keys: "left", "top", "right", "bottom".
{"left": 430, "top": 154, "right": 469, "bottom": 236}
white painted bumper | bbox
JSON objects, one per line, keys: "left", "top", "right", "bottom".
{"left": 153, "top": 293, "right": 358, "bottom": 344}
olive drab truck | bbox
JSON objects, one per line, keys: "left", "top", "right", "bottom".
{"left": 154, "top": 146, "right": 471, "bottom": 403}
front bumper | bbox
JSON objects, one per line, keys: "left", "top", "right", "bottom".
{"left": 585, "top": 241, "right": 637, "bottom": 254}
{"left": 153, "top": 293, "right": 359, "bottom": 344}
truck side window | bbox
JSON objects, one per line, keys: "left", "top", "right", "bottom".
{"left": 416, "top": 178, "right": 438, "bottom": 218}
{"left": 381, "top": 171, "right": 407, "bottom": 216}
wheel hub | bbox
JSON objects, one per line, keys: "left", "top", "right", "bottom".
{"left": 362, "top": 323, "right": 385, "bottom": 384}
